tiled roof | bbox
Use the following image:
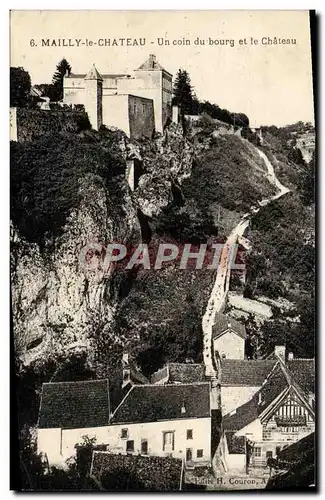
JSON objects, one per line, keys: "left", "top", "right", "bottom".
{"left": 286, "top": 359, "right": 315, "bottom": 394}
{"left": 226, "top": 431, "right": 246, "bottom": 454}
{"left": 223, "top": 362, "right": 288, "bottom": 431}
{"left": 169, "top": 363, "right": 205, "bottom": 383}
{"left": 67, "top": 73, "right": 130, "bottom": 79}
{"left": 111, "top": 383, "right": 210, "bottom": 424}
{"left": 221, "top": 360, "right": 276, "bottom": 386}
{"left": 151, "top": 363, "right": 205, "bottom": 384}
{"left": 85, "top": 65, "right": 103, "bottom": 81}
{"left": 212, "top": 313, "right": 246, "bottom": 340}
{"left": 90, "top": 451, "right": 183, "bottom": 491}
{"left": 38, "top": 379, "right": 110, "bottom": 429}
{"left": 151, "top": 365, "right": 169, "bottom": 384}
{"left": 223, "top": 359, "right": 315, "bottom": 432}
{"left": 136, "top": 55, "right": 166, "bottom": 71}
{"left": 129, "top": 367, "right": 149, "bottom": 385}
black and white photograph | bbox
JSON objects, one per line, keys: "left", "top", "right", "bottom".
{"left": 9, "top": 9, "right": 316, "bottom": 491}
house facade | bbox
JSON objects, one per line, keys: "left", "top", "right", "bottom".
{"left": 37, "top": 379, "right": 110, "bottom": 466}
{"left": 212, "top": 313, "right": 246, "bottom": 360}
{"left": 37, "top": 378, "right": 212, "bottom": 468}
{"left": 222, "top": 359, "right": 315, "bottom": 471}
{"left": 219, "top": 359, "right": 277, "bottom": 415}
{"left": 108, "top": 383, "right": 212, "bottom": 465}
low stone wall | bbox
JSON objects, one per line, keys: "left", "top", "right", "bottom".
{"left": 10, "top": 107, "right": 91, "bottom": 142}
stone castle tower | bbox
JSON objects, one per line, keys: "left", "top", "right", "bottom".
{"left": 134, "top": 54, "right": 172, "bottom": 133}
{"left": 84, "top": 64, "right": 103, "bottom": 130}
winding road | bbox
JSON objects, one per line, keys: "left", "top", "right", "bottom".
{"left": 202, "top": 141, "right": 290, "bottom": 377}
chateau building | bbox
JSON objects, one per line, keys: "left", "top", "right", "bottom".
{"left": 63, "top": 54, "right": 173, "bottom": 137}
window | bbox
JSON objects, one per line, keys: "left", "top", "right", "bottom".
{"left": 187, "top": 429, "right": 193, "bottom": 440}
{"left": 262, "top": 427, "right": 272, "bottom": 441}
{"left": 141, "top": 439, "right": 148, "bottom": 455}
{"left": 126, "top": 440, "right": 134, "bottom": 452}
{"left": 282, "top": 426, "right": 299, "bottom": 433}
{"left": 197, "top": 449, "right": 204, "bottom": 458}
{"left": 186, "top": 448, "right": 193, "bottom": 461}
{"left": 121, "top": 428, "right": 128, "bottom": 439}
{"left": 252, "top": 447, "right": 261, "bottom": 457}
{"left": 163, "top": 431, "right": 174, "bottom": 451}
{"left": 266, "top": 451, "right": 273, "bottom": 460}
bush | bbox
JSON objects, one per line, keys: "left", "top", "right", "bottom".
{"left": 10, "top": 133, "right": 125, "bottom": 244}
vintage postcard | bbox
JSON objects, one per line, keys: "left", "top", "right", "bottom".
{"left": 10, "top": 10, "right": 315, "bottom": 491}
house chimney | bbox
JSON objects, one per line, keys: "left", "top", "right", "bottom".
{"left": 181, "top": 403, "right": 186, "bottom": 414}
{"left": 122, "top": 352, "right": 130, "bottom": 388}
{"left": 122, "top": 352, "right": 129, "bottom": 366}
{"left": 274, "top": 345, "right": 286, "bottom": 361}
{"left": 288, "top": 352, "right": 294, "bottom": 361}
{"left": 149, "top": 54, "right": 156, "bottom": 67}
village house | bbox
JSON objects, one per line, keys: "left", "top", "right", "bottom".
{"left": 37, "top": 379, "right": 110, "bottom": 466}
{"left": 219, "top": 357, "right": 315, "bottom": 472}
{"left": 150, "top": 362, "right": 206, "bottom": 385}
{"left": 63, "top": 54, "right": 174, "bottom": 136}
{"left": 218, "top": 358, "right": 277, "bottom": 416}
{"left": 107, "top": 383, "right": 212, "bottom": 466}
{"left": 36, "top": 377, "right": 213, "bottom": 468}
{"left": 212, "top": 313, "right": 247, "bottom": 360}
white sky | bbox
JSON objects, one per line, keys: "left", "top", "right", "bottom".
{"left": 10, "top": 10, "right": 314, "bottom": 126}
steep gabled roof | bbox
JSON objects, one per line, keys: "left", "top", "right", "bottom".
{"left": 151, "top": 363, "right": 205, "bottom": 385}
{"left": 90, "top": 451, "right": 183, "bottom": 491}
{"left": 212, "top": 313, "right": 246, "bottom": 341}
{"left": 136, "top": 54, "right": 164, "bottom": 71}
{"left": 111, "top": 383, "right": 210, "bottom": 424}
{"left": 223, "top": 360, "right": 315, "bottom": 432}
{"left": 221, "top": 359, "right": 276, "bottom": 387}
{"left": 129, "top": 367, "right": 149, "bottom": 385}
{"left": 286, "top": 359, "right": 315, "bottom": 394}
{"left": 84, "top": 64, "right": 103, "bottom": 81}
{"left": 38, "top": 379, "right": 110, "bottom": 429}
{"left": 223, "top": 362, "right": 290, "bottom": 431}
{"left": 136, "top": 54, "right": 171, "bottom": 75}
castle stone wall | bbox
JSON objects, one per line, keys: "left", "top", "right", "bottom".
{"left": 102, "top": 95, "right": 130, "bottom": 135}
{"left": 9, "top": 108, "right": 91, "bottom": 143}
{"left": 128, "top": 95, "right": 155, "bottom": 139}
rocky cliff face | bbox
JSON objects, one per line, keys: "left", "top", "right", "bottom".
{"left": 11, "top": 173, "right": 141, "bottom": 368}
{"left": 11, "top": 121, "right": 284, "bottom": 374}
{"left": 11, "top": 124, "right": 194, "bottom": 370}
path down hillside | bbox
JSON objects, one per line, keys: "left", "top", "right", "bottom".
{"left": 202, "top": 140, "right": 290, "bottom": 377}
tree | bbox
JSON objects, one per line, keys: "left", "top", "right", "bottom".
{"left": 10, "top": 67, "right": 31, "bottom": 107}
{"left": 299, "top": 151, "right": 315, "bottom": 205}
{"left": 34, "top": 83, "right": 57, "bottom": 102}
{"left": 52, "top": 58, "right": 72, "bottom": 101}
{"left": 172, "top": 69, "right": 194, "bottom": 115}
{"left": 230, "top": 112, "right": 250, "bottom": 128}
